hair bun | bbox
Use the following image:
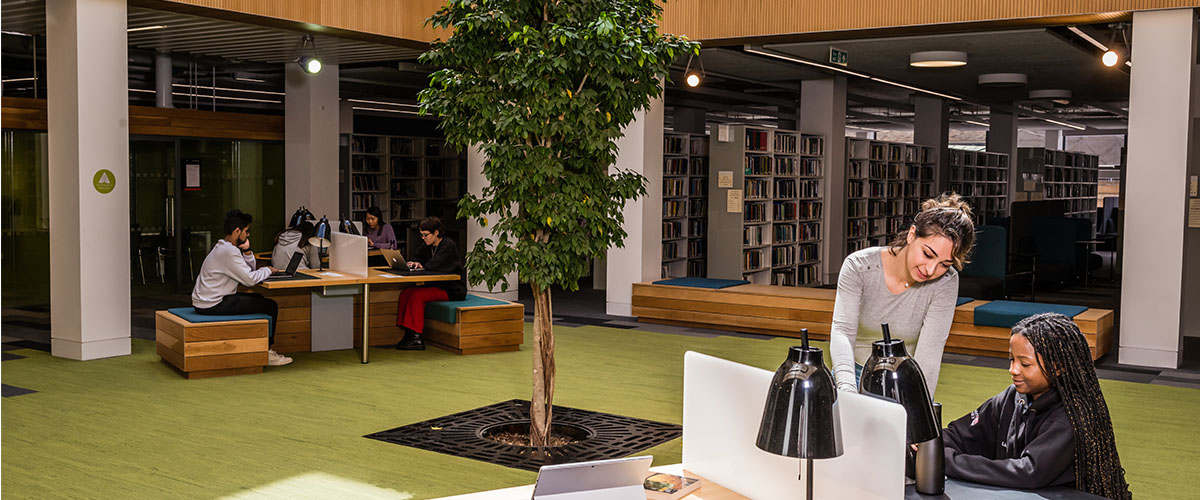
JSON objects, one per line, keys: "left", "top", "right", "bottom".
{"left": 921, "top": 193, "right": 973, "bottom": 217}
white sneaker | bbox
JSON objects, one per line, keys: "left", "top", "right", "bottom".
{"left": 267, "top": 349, "right": 293, "bottom": 366}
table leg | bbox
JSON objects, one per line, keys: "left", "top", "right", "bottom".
{"left": 361, "top": 283, "right": 370, "bottom": 364}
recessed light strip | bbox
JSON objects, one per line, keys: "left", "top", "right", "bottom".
{"left": 747, "top": 46, "right": 962, "bottom": 101}
{"left": 351, "top": 106, "right": 422, "bottom": 115}
{"left": 1042, "top": 118, "right": 1086, "bottom": 131}
{"left": 127, "top": 25, "right": 167, "bottom": 33}
{"left": 171, "top": 83, "right": 284, "bottom": 96}
{"left": 964, "top": 120, "right": 989, "bottom": 127}
{"left": 2, "top": 77, "right": 37, "bottom": 83}
{"left": 1068, "top": 26, "right": 1109, "bottom": 51}
{"left": 346, "top": 98, "right": 420, "bottom": 108}
{"left": 129, "top": 88, "right": 281, "bottom": 104}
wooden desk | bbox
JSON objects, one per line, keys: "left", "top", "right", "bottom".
{"left": 252, "top": 268, "right": 459, "bottom": 363}
{"left": 431, "top": 464, "right": 744, "bottom": 500}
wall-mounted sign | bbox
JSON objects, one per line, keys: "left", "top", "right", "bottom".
{"left": 829, "top": 47, "right": 848, "bottom": 66}
{"left": 718, "top": 170, "right": 734, "bottom": 188}
{"left": 726, "top": 189, "right": 743, "bottom": 213}
{"left": 93, "top": 169, "right": 115, "bottom": 194}
{"left": 184, "top": 160, "right": 201, "bottom": 191}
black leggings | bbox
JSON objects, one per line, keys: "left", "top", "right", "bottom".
{"left": 194, "top": 292, "right": 278, "bottom": 345}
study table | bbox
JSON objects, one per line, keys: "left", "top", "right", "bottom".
{"left": 429, "top": 463, "right": 1104, "bottom": 500}
{"left": 253, "top": 268, "right": 459, "bottom": 363}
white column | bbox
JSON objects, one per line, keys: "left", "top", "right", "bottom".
{"left": 1119, "top": 8, "right": 1198, "bottom": 368}
{"left": 606, "top": 95, "right": 665, "bottom": 317}
{"left": 800, "top": 77, "right": 847, "bottom": 281}
{"left": 46, "top": 0, "right": 131, "bottom": 360}
{"left": 1044, "top": 129, "right": 1064, "bottom": 150}
{"left": 284, "top": 63, "right": 340, "bottom": 219}
{"left": 466, "top": 146, "right": 518, "bottom": 301}
{"left": 914, "top": 96, "right": 951, "bottom": 190}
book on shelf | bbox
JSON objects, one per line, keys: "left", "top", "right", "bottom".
{"left": 745, "top": 129, "right": 769, "bottom": 152}
{"left": 644, "top": 472, "right": 701, "bottom": 500}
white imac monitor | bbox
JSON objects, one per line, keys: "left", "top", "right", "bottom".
{"left": 682, "top": 351, "right": 907, "bottom": 500}
{"left": 531, "top": 456, "right": 651, "bottom": 500}
{"left": 329, "top": 231, "right": 368, "bottom": 277}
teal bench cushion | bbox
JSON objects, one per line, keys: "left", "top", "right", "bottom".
{"left": 973, "top": 300, "right": 1088, "bottom": 329}
{"left": 425, "top": 294, "right": 513, "bottom": 324}
{"left": 956, "top": 297, "right": 974, "bottom": 307}
{"left": 166, "top": 307, "right": 273, "bottom": 333}
{"left": 652, "top": 277, "right": 749, "bottom": 289}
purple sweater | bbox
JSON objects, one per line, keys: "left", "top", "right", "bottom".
{"left": 366, "top": 223, "right": 397, "bottom": 250}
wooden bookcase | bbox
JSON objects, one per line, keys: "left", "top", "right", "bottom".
{"left": 1016, "top": 147, "right": 1100, "bottom": 225}
{"left": 662, "top": 131, "right": 710, "bottom": 278}
{"left": 709, "top": 125, "right": 824, "bottom": 286}
{"left": 845, "top": 138, "right": 936, "bottom": 254}
{"left": 948, "top": 149, "right": 1010, "bottom": 224}
{"left": 344, "top": 134, "right": 467, "bottom": 256}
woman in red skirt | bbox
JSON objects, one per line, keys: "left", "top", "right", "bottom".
{"left": 395, "top": 217, "right": 466, "bottom": 350}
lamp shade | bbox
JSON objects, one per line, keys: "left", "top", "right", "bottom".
{"left": 309, "top": 215, "right": 332, "bottom": 247}
{"left": 858, "top": 338, "right": 940, "bottom": 444}
{"left": 756, "top": 345, "right": 844, "bottom": 459}
{"left": 289, "top": 206, "right": 314, "bottom": 228}
{"left": 338, "top": 216, "right": 359, "bottom": 235}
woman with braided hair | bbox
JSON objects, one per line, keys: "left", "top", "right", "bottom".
{"left": 943, "top": 313, "right": 1132, "bottom": 499}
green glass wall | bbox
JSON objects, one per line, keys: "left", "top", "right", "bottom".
{"left": 1, "top": 130, "right": 50, "bottom": 306}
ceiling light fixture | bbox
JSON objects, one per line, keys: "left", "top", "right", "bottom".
{"left": 296, "top": 34, "right": 322, "bottom": 74}
{"left": 909, "top": 51, "right": 968, "bottom": 68}
{"left": 977, "top": 73, "right": 1028, "bottom": 87}
{"left": 1102, "top": 23, "right": 1130, "bottom": 68}
{"left": 2, "top": 77, "right": 37, "bottom": 83}
{"left": 1068, "top": 26, "right": 1109, "bottom": 51}
{"left": 351, "top": 106, "right": 422, "bottom": 115}
{"left": 964, "top": 120, "right": 989, "bottom": 127}
{"left": 682, "top": 51, "right": 706, "bottom": 87}
{"left": 745, "top": 46, "right": 960, "bottom": 101}
{"left": 1042, "top": 118, "right": 1086, "bottom": 131}
{"left": 346, "top": 98, "right": 420, "bottom": 108}
{"left": 127, "top": 25, "right": 167, "bottom": 33}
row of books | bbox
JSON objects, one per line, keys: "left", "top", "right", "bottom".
{"left": 391, "top": 200, "right": 422, "bottom": 220}
{"left": 772, "top": 245, "right": 796, "bottom": 267}
{"left": 743, "top": 249, "right": 765, "bottom": 271}
{"left": 688, "top": 219, "right": 706, "bottom": 237}
{"left": 773, "top": 201, "right": 799, "bottom": 221}
{"left": 744, "top": 225, "right": 766, "bottom": 247}
{"left": 665, "top": 158, "right": 689, "bottom": 176}
{"left": 688, "top": 239, "right": 706, "bottom": 258}
{"left": 351, "top": 193, "right": 379, "bottom": 210}
{"left": 663, "top": 179, "right": 686, "bottom": 198}
{"left": 688, "top": 158, "right": 707, "bottom": 176}
{"left": 390, "top": 158, "right": 422, "bottom": 178}
{"left": 744, "top": 202, "right": 768, "bottom": 224}
{"left": 352, "top": 156, "right": 384, "bottom": 173}
{"left": 663, "top": 220, "right": 684, "bottom": 239}
{"left": 689, "top": 178, "right": 706, "bottom": 197}
{"left": 746, "top": 130, "right": 770, "bottom": 152}
{"left": 663, "top": 241, "right": 680, "bottom": 260}
{"left": 745, "top": 179, "right": 770, "bottom": 199}
{"left": 688, "top": 200, "right": 707, "bottom": 217}
{"left": 664, "top": 135, "right": 688, "bottom": 155}
{"left": 745, "top": 155, "right": 772, "bottom": 175}
{"left": 392, "top": 179, "right": 420, "bottom": 198}
{"left": 663, "top": 200, "right": 686, "bottom": 218}
{"left": 352, "top": 174, "right": 382, "bottom": 191}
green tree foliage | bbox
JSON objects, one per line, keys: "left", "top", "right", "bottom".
{"left": 419, "top": 0, "right": 697, "bottom": 294}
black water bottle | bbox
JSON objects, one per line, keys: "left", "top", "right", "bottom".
{"left": 915, "top": 402, "right": 945, "bottom": 495}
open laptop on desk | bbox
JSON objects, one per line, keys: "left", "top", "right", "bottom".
{"left": 377, "top": 248, "right": 442, "bottom": 276}
{"left": 531, "top": 456, "right": 651, "bottom": 500}
{"left": 262, "top": 252, "right": 318, "bottom": 281}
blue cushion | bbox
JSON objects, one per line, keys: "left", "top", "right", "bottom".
{"left": 425, "top": 294, "right": 513, "bottom": 324}
{"left": 973, "top": 300, "right": 1088, "bottom": 329}
{"left": 166, "top": 307, "right": 273, "bottom": 334}
{"left": 652, "top": 277, "right": 749, "bottom": 289}
{"left": 956, "top": 297, "right": 974, "bottom": 307}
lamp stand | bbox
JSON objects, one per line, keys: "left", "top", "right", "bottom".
{"left": 800, "top": 457, "right": 813, "bottom": 500}
{"left": 318, "top": 241, "right": 326, "bottom": 271}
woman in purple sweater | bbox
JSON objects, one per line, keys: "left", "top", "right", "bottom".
{"left": 364, "top": 206, "right": 397, "bottom": 250}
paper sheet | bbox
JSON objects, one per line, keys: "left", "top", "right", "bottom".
{"left": 319, "top": 272, "right": 344, "bottom": 277}
{"left": 718, "top": 171, "right": 733, "bottom": 188}
{"left": 727, "top": 189, "right": 743, "bottom": 213}
{"left": 1189, "top": 199, "right": 1200, "bottom": 229}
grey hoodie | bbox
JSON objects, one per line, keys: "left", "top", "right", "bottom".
{"left": 272, "top": 229, "right": 320, "bottom": 270}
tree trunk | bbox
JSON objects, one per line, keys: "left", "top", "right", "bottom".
{"left": 529, "top": 284, "right": 556, "bottom": 447}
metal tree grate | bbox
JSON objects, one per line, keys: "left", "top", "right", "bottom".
{"left": 364, "top": 399, "right": 682, "bottom": 471}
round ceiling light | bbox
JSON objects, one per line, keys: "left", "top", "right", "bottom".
{"left": 977, "top": 73, "right": 1028, "bottom": 87}
{"left": 909, "top": 51, "right": 968, "bottom": 68}
{"left": 1029, "top": 89, "right": 1072, "bottom": 104}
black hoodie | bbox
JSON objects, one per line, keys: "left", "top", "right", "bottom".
{"left": 942, "top": 385, "right": 1076, "bottom": 489}
{"left": 415, "top": 236, "right": 466, "bottom": 301}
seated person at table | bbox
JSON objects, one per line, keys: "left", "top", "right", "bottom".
{"left": 943, "top": 313, "right": 1129, "bottom": 499}
{"left": 193, "top": 209, "right": 292, "bottom": 367}
{"left": 394, "top": 216, "right": 466, "bottom": 351}
{"left": 271, "top": 220, "right": 318, "bottom": 270}
{"left": 363, "top": 206, "right": 397, "bottom": 250}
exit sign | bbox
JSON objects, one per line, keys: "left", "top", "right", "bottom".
{"left": 829, "top": 47, "right": 848, "bottom": 66}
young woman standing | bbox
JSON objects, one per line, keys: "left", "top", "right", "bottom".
{"left": 830, "top": 194, "right": 975, "bottom": 398}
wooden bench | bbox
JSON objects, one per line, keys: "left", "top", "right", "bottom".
{"left": 423, "top": 295, "right": 525, "bottom": 355}
{"left": 155, "top": 309, "right": 269, "bottom": 379}
{"left": 632, "top": 281, "right": 1114, "bottom": 360}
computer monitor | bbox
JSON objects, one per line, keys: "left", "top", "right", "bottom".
{"left": 531, "top": 456, "right": 651, "bottom": 500}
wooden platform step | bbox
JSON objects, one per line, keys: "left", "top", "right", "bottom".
{"left": 155, "top": 311, "right": 268, "bottom": 379}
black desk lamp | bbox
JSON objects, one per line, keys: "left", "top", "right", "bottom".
{"left": 857, "top": 323, "right": 939, "bottom": 445}
{"left": 756, "top": 328, "right": 843, "bottom": 500}
{"left": 289, "top": 206, "right": 314, "bottom": 228}
{"left": 309, "top": 215, "right": 332, "bottom": 271}
{"left": 338, "top": 212, "right": 360, "bottom": 235}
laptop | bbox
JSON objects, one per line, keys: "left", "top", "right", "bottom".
{"left": 263, "top": 252, "right": 304, "bottom": 281}
{"left": 530, "top": 456, "right": 652, "bottom": 500}
{"left": 378, "top": 248, "right": 410, "bottom": 271}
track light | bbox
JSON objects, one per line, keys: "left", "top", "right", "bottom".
{"left": 296, "top": 35, "right": 322, "bottom": 74}
{"left": 1102, "top": 23, "right": 1129, "bottom": 68}
{"left": 682, "top": 51, "right": 705, "bottom": 87}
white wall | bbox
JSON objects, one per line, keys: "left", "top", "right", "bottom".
{"left": 606, "top": 95, "right": 665, "bottom": 316}
{"left": 284, "top": 63, "right": 340, "bottom": 219}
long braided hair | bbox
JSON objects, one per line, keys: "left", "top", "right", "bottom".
{"left": 1012, "top": 313, "right": 1132, "bottom": 499}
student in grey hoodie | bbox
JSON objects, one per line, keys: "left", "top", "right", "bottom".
{"left": 272, "top": 221, "right": 320, "bottom": 270}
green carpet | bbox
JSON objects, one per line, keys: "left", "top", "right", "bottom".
{"left": 2, "top": 323, "right": 1198, "bottom": 499}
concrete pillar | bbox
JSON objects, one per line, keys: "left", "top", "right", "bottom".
{"left": 284, "top": 63, "right": 340, "bottom": 219}
{"left": 914, "top": 96, "right": 951, "bottom": 191}
{"left": 606, "top": 94, "right": 665, "bottom": 317}
{"left": 1044, "top": 129, "right": 1064, "bottom": 150}
{"left": 1119, "top": 8, "right": 1198, "bottom": 368}
{"left": 799, "top": 77, "right": 847, "bottom": 281}
{"left": 466, "top": 146, "right": 518, "bottom": 301}
{"left": 46, "top": 0, "right": 131, "bottom": 360}
{"left": 154, "top": 50, "right": 173, "bottom": 108}
{"left": 987, "top": 110, "right": 1019, "bottom": 209}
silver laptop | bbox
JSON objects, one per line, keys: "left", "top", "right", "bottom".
{"left": 530, "top": 456, "right": 651, "bottom": 500}
{"left": 378, "top": 248, "right": 409, "bottom": 270}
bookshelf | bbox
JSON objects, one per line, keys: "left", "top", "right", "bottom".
{"left": 344, "top": 134, "right": 467, "bottom": 256}
{"left": 1017, "top": 147, "right": 1100, "bottom": 225}
{"left": 948, "top": 149, "right": 1010, "bottom": 224}
{"left": 662, "top": 131, "right": 710, "bottom": 278}
{"left": 845, "top": 138, "right": 936, "bottom": 254}
{"left": 709, "top": 125, "right": 824, "bottom": 286}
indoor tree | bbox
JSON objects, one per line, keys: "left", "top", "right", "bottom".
{"left": 419, "top": 0, "right": 696, "bottom": 446}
